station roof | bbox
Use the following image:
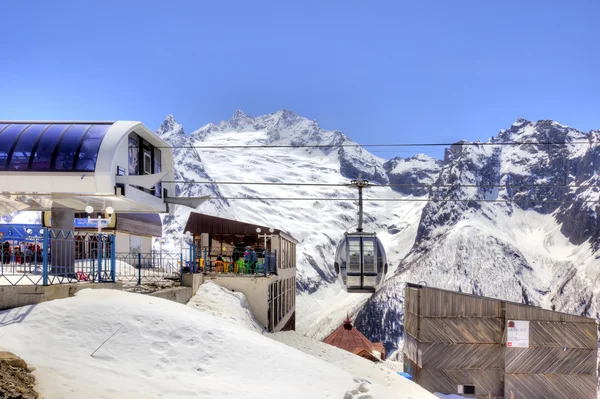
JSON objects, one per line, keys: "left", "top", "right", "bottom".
{"left": 0, "top": 122, "right": 114, "bottom": 172}
{"left": 184, "top": 212, "right": 297, "bottom": 242}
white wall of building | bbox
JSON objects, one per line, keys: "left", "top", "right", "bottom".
{"left": 204, "top": 275, "right": 275, "bottom": 330}
{"left": 112, "top": 232, "right": 153, "bottom": 254}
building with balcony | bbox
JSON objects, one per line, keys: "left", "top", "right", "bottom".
{"left": 184, "top": 212, "right": 297, "bottom": 332}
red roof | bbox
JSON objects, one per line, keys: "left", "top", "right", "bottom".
{"left": 322, "top": 316, "right": 385, "bottom": 361}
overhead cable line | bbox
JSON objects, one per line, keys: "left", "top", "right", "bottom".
{"left": 213, "top": 197, "right": 598, "bottom": 203}
{"left": 165, "top": 180, "right": 597, "bottom": 189}
{"left": 149, "top": 140, "right": 594, "bottom": 150}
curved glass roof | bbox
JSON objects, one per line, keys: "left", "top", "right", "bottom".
{"left": 0, "top": 123, "right": 113, "bottom": 172}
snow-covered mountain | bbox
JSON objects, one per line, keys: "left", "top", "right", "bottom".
{"left": 355, "top": 118, "right": 600, "bottom": 358}
{"left": 156, "top": 110, "right": 428, "bottom": 336}
{"left": 157, "top": 111, "right": 599, "bottom": 354}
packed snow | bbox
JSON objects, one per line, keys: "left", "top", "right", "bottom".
{"left": 0, "top": 288, "right": 437, "bottom": 399}
{"left": 189, "top": 281, "right": 436, "bottom": 398}
{"left": 187, "top": 281, "right": 265, "bottom": 333}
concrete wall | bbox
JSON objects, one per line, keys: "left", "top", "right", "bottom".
{"left": 204, "top": 275, "right": 274, "bottom": 329}
{"left": 149, "top": 287, "right": 192, "bottom": 304}
{"left": 182, "top": 273, "right": 203, "bottom": 295}
{"left": 0, "top": 283, "right": 122, "bottom": 311}
{"left": 148, "top": 274, "right": 203, "bottom": 305}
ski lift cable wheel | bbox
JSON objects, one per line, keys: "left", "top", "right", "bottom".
{"left": 334, "top": 175, "right": 388, "bottom": 294}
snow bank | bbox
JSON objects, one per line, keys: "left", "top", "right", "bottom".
{"left": 187, "top": 281, "right": 264, "bottom": 333}
{"left": 0, "top": 289, "right": 436, "bottom": 399}
{"left": 271, "top": 331, "right": 437, "bottom": 398}
{"left": 434, "top": 394, "right": 467, "bottom": 399}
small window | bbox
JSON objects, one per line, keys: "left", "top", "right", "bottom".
{"left": 458, "top": 385, "right": 475, "bottom": 395}
{"left": 143, "top": 149, "right": 152, "bottom": 175}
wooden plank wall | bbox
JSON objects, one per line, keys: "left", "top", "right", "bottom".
{"left": 404, "top": 310, "right": 419, "bottom": 339}
{"left": 405, "top": 286, "right": 505, "bottom": 398}
{"left": 419, "top": 317, "right": 503, "bottom": 344}
{"left": 421, "top": 343, "right": 502, "bottom": 370}
{"left": 504, "top": 304, "right": 598, "bottom": 399}
{"left": 420, "top": 369, "right": 504, "bottom": 398}
{"left": 419, "top": 287, "right": 502, "bottom": 318}
{"left": 505, "top": 303, "right": 595, "bottom": 324}
{"left": 504, "top": 374, "right": 597, "bottom": 399}
{"left": 403, "top": 285, "right": 599, "bottom": 399}
{"left": 403, "top": 333, "right": 420, "bottom": 367}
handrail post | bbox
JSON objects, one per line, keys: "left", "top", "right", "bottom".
{"left": 42, "top": 228, "right": 49, "bottom": 286}
{"left": 137, "top": 252, "right": 142, "bottom": 286}
{"left": 97, "top": 235, "right": 103, "bottom": 282}
{"left": 110, "top": 235, "right": 116, "bottom": 283}
{"left": 179, "top": 252, "right": 183, "bottom": 284}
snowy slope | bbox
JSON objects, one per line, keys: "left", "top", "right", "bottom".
{"left": 0, "top": 289, "right": 438, "bottom": 399}
{"left": 187, "top": 281, "right": 265, "bottom": 333}
{"left": 188, "top": 280, "right": 435, "bottom": 397}
{"left": 272, "top": 331, "right": 435, "bottom": 398}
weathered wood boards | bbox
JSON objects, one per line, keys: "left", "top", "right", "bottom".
{"left": 420, "top": 369, "right": 504, "bottom": 398}
{"left": 419, "top": 317, "right": 503, "bottom": 344}
{"left": 403, "top": 284, "right": 598, "bottom": 399}
{"left": 504, "top": 374, "right": 597, "bottom": 399}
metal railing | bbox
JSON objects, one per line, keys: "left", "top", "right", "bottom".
{"left": 0, "top": 229, "right": 116, "bottom": 286}
{"left": 115, "top": 252, "right": 182, "bottom": 285}
{"left": 198, "top": 250, "right": 277, "bottom": 276}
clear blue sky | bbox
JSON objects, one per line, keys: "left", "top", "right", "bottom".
{"left": 1, "top": 0, "right": 599, "bottom": 159}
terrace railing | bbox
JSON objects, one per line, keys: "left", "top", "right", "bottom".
{"left": 0, "top": 229, "right": 116, "bottom": 286}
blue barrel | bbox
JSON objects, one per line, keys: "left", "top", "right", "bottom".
{"left": 397, "top": 371, "right": 412, "bottom": 380}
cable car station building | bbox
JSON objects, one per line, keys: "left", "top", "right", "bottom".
{"left": 184, "top": 212, "right": 297, "bottom": 332}
{"left": 0, "top": 121, "right": 207, "bottom": 283}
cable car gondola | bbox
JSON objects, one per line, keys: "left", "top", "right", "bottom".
{"left": 334, "top": 176, "right": 388, "bottom": 293}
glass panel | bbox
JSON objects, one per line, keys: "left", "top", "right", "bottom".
{"left": 154, "top": 148, "right": 162, "bottom": 197}
{"left": 348, "top": 238, "right": 361, "bottom": 273}
{"left": 363, "top": 275, "right": 377, "bottom": 288}
{"left": 128, "top": 134, "right": 139, "bottom": 175}
{"left": 30, "top": 124, "right": 70, "bottom": 170}
{"left": 74, "top": 124, "right": 110, "bottom": 171}
{"left": 9, "top": 124, "right": 50, "bottom": 170}
{"left": 53, "top": 124, "right": 91, "bottom": 170}
{"left": 143, "top": 148, "right": 152, "bottom": 175}
{"left": 0, "top": 124, "right": 29, "bottom": 169}
{"left": 347, "top": 275, "right": 361, "bottom": 288}
{"left": 363, "top": 239, "right": 375, "bottom": 273}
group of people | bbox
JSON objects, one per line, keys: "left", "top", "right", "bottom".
{"left": 1, "top": 241, "right": 43, "bottom": 264}
{"left": 212, "top": 246, "right": 262, "bottom": 273}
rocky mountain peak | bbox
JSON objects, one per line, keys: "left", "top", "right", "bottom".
{"left": 157, "top": 114, "right": 185, "bottom": 142}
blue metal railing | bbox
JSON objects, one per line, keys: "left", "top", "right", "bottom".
{"left": 0, "top": 229, "right": 116, "bottom": 286}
